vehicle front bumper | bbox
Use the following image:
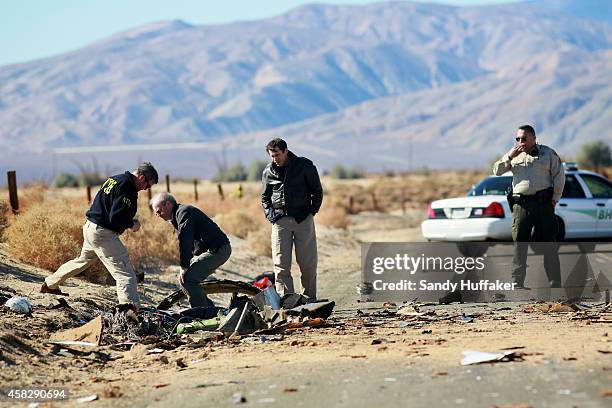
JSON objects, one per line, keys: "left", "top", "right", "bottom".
{"left": 421, "top": 218, "right": 512, "bottom": 241}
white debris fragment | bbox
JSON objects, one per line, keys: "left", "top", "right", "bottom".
{"left": 76, "top": 394, "right": 98, "bottom": 403}
{"left": 5, "top": 296, "right": 32, "bottom": 314}
{"left": 460, "top": 350, "right": 515, "bottom": 366}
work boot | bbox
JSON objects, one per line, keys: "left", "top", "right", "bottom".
{"left": 40, "top": 282, "right": 69, "bottom": 296}
{"left": 549, "top": 280, "right": 562, "bottom": 288}
{"left": 513, "top": 279, "right": 531, "bottom": 290}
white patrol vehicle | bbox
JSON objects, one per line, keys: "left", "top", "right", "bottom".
{"left": 421, "top": 163, "right": 612, "bottom": 241}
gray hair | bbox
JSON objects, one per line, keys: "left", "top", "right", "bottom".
{"left": 150, "top": 192, "right": 177, "bottom": 208}
{"left": 135, "top": 162, "right": 159, "bottom": 184}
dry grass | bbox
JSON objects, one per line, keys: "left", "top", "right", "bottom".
{"left": 216, "top": 210, "right": 262, "bottom": 239}
{"left": 121, "top": 202, "right": 179, "bottom": 268}
{"left": 0, "top": 200, "right": 9, "bottom": 241}
{"left": 18, "top": 182, "right": 47, "bottom": 211}
{"left": 316, "top": 205, "right": 350, "bottom": 229}
{"left": 324, "top": 171, "right": 486, "bottom": 213}
{"left": 246, "top": 225, "right": 272, "bottom": 257}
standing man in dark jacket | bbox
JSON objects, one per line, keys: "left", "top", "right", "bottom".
{"left": 261, "top": 138, "right": 323, "bottom": 299}
{"left": 151, "top": 192, "right": 231, "bottom": 307}
{"left": 41, "top": 162, "right": 158, "bottom": 308}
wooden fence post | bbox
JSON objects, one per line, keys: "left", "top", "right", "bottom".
{"left": 217, "top": 183, "right": 225, "bottom": 200}
{"left": 348, "top": 195, "right": 354, "bottom": 214}
{"left": 371, "top": 192, "right": 378, "bottom": 211}
{"left": 165, "top": 174, "right": 170, "bottom": 193}
{"left": 193, "top": 179, "right": 199, "bottom": 201}
{"left": 7, "top": 171, "right": 19, "bottom": 214}
{"left": 86, "top": 185, "right": 92, "bottom": 203}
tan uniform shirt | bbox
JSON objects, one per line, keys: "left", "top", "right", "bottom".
{"left": 493, "top": 144, "right": 565, "bottom": 202}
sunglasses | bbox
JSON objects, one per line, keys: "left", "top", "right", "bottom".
{"left": 515, "top": 137, "right": 528, "bottom": 142}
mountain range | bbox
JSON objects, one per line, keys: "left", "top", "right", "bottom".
{"left": 0, "top": 0, "right": 611, "bottom": 180}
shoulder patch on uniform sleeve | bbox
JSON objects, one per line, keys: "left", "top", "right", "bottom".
{"left": 122, "top": 197, "right": 132, "bottom": 207}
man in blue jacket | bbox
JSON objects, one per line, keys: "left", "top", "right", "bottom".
{"left": 40, "top": 162, "right": 158, "bottom": 309}
{"left": 151, "top": 192, "right": 231, "bottom": 308}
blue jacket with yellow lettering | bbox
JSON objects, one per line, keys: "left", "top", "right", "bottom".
{"left": 86, "top": 171, "right": 138, "bottom": 234}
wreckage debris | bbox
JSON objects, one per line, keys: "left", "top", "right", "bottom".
{"left": 76, "top": 394, "right": 98, "bottom": 403}
{"left": 461, "top": 350, "right": 519, "bottom": 366}
{"left": 4, "top": 296, "right": 32, "bottom": 314}
{"left": 50, "top": 316, "right": 103, "bottom": 345}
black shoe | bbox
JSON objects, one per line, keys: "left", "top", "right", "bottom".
{"left": 514, "top": 283, "right": 531, "bottom": 290}
{"left": 549, "top": 281, "right": 562, "bottom": 288}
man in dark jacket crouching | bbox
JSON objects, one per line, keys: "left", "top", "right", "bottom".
{"left": 151, "top": 192, "right": 231, "bottom": 307}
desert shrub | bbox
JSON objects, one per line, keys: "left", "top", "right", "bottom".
{"left": 247, "top": 160, "right": 268, "bottom": 181}
{"left": 316, "top": 205, "right": 350, "bottom": 229}
{"left": 213, "top": 162, "right": 247, "bottom": 182}
{"left": 246, "top": 225, "right": 272, "bottom": 257}
{"left": 52, "top": 172, "right": 79, "bottom": 188}
{"left": 577, "top": 140, "right": 611, "bottom": 171}
{"left": 0, "top": 200, "right": 9, "bottom": 240}
{"left": 5, "top": 198, "right": 177, "bottom": 281}
{"left": 79, "top": 172, "right": 106, "bottom": 187}
{"left": 329, "top": 164, "right": 365, "bottom": 179}
{"left": 5, "top": 199, "right": 86, "bottom": 270}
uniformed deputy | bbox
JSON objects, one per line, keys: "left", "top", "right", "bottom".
{"left": 40, "top": 162, "right": 158, "bottom": 308}
{"left": 493, "top": 125, "right": 565, "bottom": 288}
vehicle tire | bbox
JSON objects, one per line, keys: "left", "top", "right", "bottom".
{"left": 555, "top": 216, "right": 565, "bottom": 242}
{"left": 456, "top": 242, "right": 490, "bottom": 257}
{"left": 156, "top": 279, "right": 261, "bottom": 310}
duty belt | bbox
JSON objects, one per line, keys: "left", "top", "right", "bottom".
{"left": 512, "top": 188, "right": 553, "bottom": 205}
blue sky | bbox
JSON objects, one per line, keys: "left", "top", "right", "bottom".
{"left": 0, "top": 0, "right": 523, "bottom": 67}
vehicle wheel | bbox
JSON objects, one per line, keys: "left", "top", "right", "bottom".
{"left": 156, "top": 279, "right": 261, "bottom": 310}
{"left": 555, "top": 216, "right": 565, "bottom": 242}
{"left": 455, "top": 242, "right": 490, "bottom": 257}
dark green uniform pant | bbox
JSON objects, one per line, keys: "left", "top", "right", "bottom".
{"left": 511, "top": 200, "right": 561, "bottom": 286}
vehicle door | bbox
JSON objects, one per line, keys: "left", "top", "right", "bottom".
{"left": 579, "top": 174, "right": 612, "bottom": 238}
{"left": 557, "top": 174, "right": 594, "bottom": 238}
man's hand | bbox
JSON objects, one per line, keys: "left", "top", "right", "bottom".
{"left": 507, "top": 142, "right": 525, "bottom": 159}
{"left": 131, "top": 219, "right": 141, "bottom": 232}
{"left": 178, "top": 268, "right": 187, "bottom": 286}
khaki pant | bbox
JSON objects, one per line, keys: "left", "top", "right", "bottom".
{"left": 45, "top": 220, "right": 139, "bottom": 307}
{"left": 271, "top": 215, "right": 317, "bottom": 298}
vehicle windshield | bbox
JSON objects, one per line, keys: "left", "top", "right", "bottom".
{"left": 468, "top": 176, "right": 512, "bottom": 196}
